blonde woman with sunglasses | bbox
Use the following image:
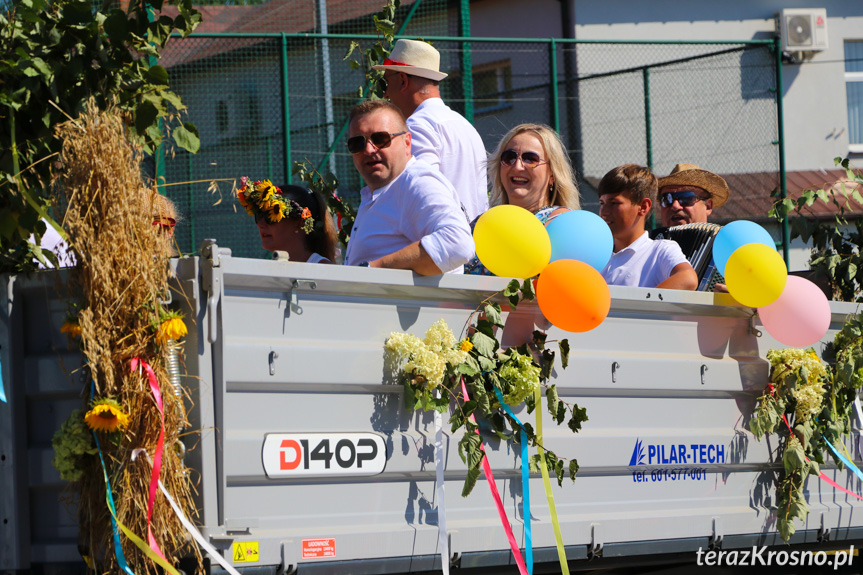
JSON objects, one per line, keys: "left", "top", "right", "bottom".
{"left": 466, "top": 123, "right": 581, "bottom": 275}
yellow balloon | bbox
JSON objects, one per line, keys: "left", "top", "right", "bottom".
{"left": 725, "top": 243, "right": 787, "bottom": 308}
{"left": 473, "top": 205, "right": 551, "bottom": 278}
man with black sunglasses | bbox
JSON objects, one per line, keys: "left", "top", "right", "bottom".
{"left": 373, "top": 39, "right": 488, "bottom": 222}
{"left": 653, "top": 163, "right": 732, "bottom": 291}
{"left": 343, "top": 100, "right": 473, "bottom": 275}
{"left": 657, "top": 163, "right": 730, "bottom": 228}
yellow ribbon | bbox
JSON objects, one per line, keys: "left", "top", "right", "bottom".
{"left": 535, "top": 386, "right": 570, "bottom": 575}
{"left": 105, "top": 490, "right": 181, "bottom": 575}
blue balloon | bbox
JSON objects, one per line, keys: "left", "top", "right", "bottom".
{"left": 712, "top": 220, "right": 776, "bottom": 276}
{"left": 545, "top": 210, "right": 613, "bottom": 271}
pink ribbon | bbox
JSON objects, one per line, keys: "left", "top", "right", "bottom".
{"left": 460, "top": 378, "right": 528, "bottom": 575}
{"left": 131, "top": 357, "right": 168, "bottom": 562}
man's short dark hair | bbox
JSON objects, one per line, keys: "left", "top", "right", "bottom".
{"left": 598, "top": 164, "right": 657, "bottom": 204}
{"left": 348, "top": 100, "right": 407, "bottom": 131}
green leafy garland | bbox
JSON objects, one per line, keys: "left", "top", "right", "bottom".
{"left": 750, "top": 315, "right": 863, "bottom": 541}
{"left": 386, "top": 279, "right": 588, "bottom": 497}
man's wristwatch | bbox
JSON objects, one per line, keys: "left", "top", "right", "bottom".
{"left": 358, "top": 261, "right": 370, "bottom": 267}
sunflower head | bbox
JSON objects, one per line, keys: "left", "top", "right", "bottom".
{"left": 84, "top": 398, "right": 130, "bottom": 433}
{"left": 157, "top": 310, "right": 187, "bottom": 343}
{"left": 61, "top": 321, "right": 82, "bottom": 337}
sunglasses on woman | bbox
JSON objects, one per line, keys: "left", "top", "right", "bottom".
{"left": 659, "top": 191, "right": 709, "bottom": 209}
{"left": 500, "top": 149, "right": 547, "bottom": 168}
{"left": 346, "top": 131, "right": 407, "bottom": 154}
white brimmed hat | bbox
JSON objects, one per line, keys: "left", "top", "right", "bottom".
{"left": 372, "top": 39, "right": 448, "bottom": 82}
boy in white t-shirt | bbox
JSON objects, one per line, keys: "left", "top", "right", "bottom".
{"left": 598, "top": 164, "right": 698, "bottom": 290}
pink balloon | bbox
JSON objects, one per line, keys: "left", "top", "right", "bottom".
{"left": 758, "top": 276, "right": 831, "bottom": 347}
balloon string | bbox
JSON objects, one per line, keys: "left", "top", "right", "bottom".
{"left": 460, "top": 377, "right": 528, "bottom": 575}
{"left": 535, "top": 386, "right": 570, "bottom": 575}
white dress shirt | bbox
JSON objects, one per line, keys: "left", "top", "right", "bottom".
{"left": 344, "top": 157, "right": 474, "bottom": 274}
{"left": 408, "top": 98, "right": 489, "bottom": 222}
{"left": 602, "top": 231, "right": 688, "bottom": 287}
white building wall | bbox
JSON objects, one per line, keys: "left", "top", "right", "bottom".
{"left": 570, "top": 0, "right": 863, "bottom": 172}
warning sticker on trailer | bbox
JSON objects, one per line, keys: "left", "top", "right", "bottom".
{"left": 232, "top": 541, "right": 259, "bottom": 563}
{"left": 302, "top": 538, "right": 336, "bottom": 559}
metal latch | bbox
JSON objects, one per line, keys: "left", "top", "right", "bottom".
{"left": 588, "top": 523, "right": 602, "bottom": 559}
{"left": 289, "top": 279, "right": 317, "bottom": 315}
{"left": 200, "top": 239, "right": 223, "bottom": 344}
{"left": 709, "top": 517, "right": 723, "bottom": 550}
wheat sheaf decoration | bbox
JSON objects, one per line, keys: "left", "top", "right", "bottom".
{"left": 52, "top": 101, "right": 199, "bottom": 574}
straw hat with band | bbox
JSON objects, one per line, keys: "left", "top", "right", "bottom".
{"left": 658, "top": 163, "right": 730, "bottom": 208}
{"left": 372, "top": 39, "right": 448, "bottom": 82}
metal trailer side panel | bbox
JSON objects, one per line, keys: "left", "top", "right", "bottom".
{"left": 191, "top": 251, "right": 863, "bottom": 572}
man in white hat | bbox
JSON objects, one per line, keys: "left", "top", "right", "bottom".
{"left": 343, "top": 100, "right": 473, "bottom": 275}
{"left": 373, "top": 39, "right": 489, "bottom": 223}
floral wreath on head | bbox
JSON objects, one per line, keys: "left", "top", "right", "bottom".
{"left": 237, "top": 177, "right": 317, "bottom": 234}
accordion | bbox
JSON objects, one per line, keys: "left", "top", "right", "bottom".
{"left": 651, "top": 222, "right": 724, "bottom": 291}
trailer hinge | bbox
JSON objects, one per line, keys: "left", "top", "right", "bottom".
{"left": 818, "top": 513, "right": 831, "bottom": 542}
{"left": 278, "top": 541, "right": 297, "bottom": 575}
{"left": 588, "top": 523, "right": 602, "bottom": 559}
{"left": 709, "top": 517, "right": 723, "bottom": 550}
{"left": 200, "top": 239, "right": 225, "bottom": 344}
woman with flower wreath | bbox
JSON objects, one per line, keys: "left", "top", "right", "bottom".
{"left": 466, "top": 124, "right": 581, "bottom": 275}
{"left": 238, "top": 178, "right": 338, "bottom": 263}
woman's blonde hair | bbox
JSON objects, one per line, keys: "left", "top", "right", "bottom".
{"left": 488, "top": 123, "right": 581, "bottom": 210}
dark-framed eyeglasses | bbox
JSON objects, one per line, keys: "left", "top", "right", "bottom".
{"left": 346, "top": 131, "right": 407, "bottom": 154}
{"left": 500, "top": 149, "right": 547, "bottom": 168}
{"left": 659, "top": 191, "right": 709, "bottom": 209}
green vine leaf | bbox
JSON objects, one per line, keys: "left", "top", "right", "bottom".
{"left": 520, "top": 278, "right": 535, "bottom": 301}
{"left": 484, "top": 303, "right": 504, "bottom": 328}
{"left": 504, "top": 279, "right": 521, "bottom": 308}
{"left": 568, "top": 404, "right": 588, "bottom": 432}
{"left": 559, "top": 339, "right": 570, "bottom": 369}
{"left": 471, "top": 331, "right": 497, "bottom": 358}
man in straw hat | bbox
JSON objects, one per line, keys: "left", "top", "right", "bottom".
{"left": 373, "top": 39, "right": 488, "bottom": 222}
{"left": 657, "top": 163, "right": 730, "bottom": 228}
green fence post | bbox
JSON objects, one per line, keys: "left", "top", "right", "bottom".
{"left": 643, "top": 67, "right": 653, "bottom": 170}
{"left": 267, "top": 136, "right": 274, "bottom": 181}
{"left": 549, "top": 38, "right": 559, "bottom": 132}
{"left": 643, "top": 67, "right": 656, "bottom": 228}
{"left": 281, "top": 33, "right": 292, "bottom": 182}
{"left": 186, "top": 153, "right": 195, "bottom": 253}
{"left": 459, "top": 0, "right": 473, "bottom": 122}
{"left": 774, "top": 38, "right": 790, "bottom": 268}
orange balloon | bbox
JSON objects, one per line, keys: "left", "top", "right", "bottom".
{"left": 536, "top": 260, "right": 611, "bottom": 333}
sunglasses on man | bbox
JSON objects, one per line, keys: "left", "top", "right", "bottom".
{"left": 500, "top": 149, "right": 547, "bottom": 168}
{"left": 659, "top": 190, "right": 710, "bottom": 209}
{"left": 346, "top": 131, "right": 407, "bottom": 154}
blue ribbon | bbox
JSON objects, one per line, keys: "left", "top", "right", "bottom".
{"left": 494, "top": 388, "right": 533, "bottom": 575}
{"left": 825, "top": 440, "right": 863, "bottom": 484}
{"left": 0, "top": 355, "right": 6, "bottom": 403}
{"left": 91, "top": 380, "right": 135, "bottom": 575}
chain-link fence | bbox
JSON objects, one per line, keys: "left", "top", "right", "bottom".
{"left": 157, "top": 2, "right": 782, "bottom": 259}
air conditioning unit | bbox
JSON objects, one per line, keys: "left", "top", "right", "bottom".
{"left": 777, "top": 8, "right": 828, "bottom": 53}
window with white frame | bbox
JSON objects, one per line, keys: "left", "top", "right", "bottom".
{"left": 472, "top": 60, "right": 513, "bottom": 115}
{"left": 846, "top": 41, "right": 863, "bottom": 152}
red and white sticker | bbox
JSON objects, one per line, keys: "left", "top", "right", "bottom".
{"left": 302, "top": 538, "right": 336, "bottom": 559}
{"left": 262, "top": 433, "right": 387, "bottom": 478}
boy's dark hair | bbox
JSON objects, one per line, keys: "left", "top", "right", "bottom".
{"left": 597, "top": 164, "right": 657, "bottom": 205}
